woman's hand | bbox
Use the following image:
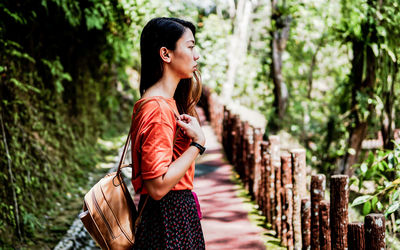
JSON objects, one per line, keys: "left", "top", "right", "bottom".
{"left": 176, "top": 114, "right": 205, "bottom": 146}
{"left": 144, "top": 114, "right": 205, "bottom": 200}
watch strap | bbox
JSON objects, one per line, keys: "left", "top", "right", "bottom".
{"left": 190, "top": 141, "right": 206, "bottom": 155}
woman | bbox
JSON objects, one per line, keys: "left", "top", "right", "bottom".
{"left": 131, "top": 17, "right": 206, "bottom": 249}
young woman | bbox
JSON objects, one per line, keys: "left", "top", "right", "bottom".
{"left": 130, "top": 17, "right": 206, "bottom": 249}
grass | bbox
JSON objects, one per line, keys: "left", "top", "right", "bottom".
{"left": 230, "top": 171, "right": 286, "bottom": 250}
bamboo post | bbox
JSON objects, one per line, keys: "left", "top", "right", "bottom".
{"left": 281, "top": 152, "right": 293, "bottom": 249}
{"left": 290, "top": 148, "right": 307, "bottom": 249}
{"left": 301, "top": 198, "right": 311, "bottom": 250}
{"left": 348, "top": 222, "right": 365, "bottom": 250}
{"left": 330, "top": 175, "right": 349, "bottom": 250}
{"left": 319, "top": 200, "right": 331, "bottom": 250}
{"left": 365, "top": 214, "right": 385, "bottom": 250}
{"left": 311, "top": 174, "right": 326, "bottom": 250}
{"left": 269, "top": 135, "right": 280, "bottom": 229}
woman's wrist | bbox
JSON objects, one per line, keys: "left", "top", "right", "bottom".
{"left": 192, "top": 136, "right": 205, "bottom": 146}
{"left": 190, "top": 141, "right": 206, "bottom": 155}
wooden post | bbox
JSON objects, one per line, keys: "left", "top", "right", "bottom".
{"left": 217, "top": 103, "right": 223, "bottom": 142}
{"left": 269, "top": 135, "right": 280, "bottom": 229}
{"left": 330, "top": 175, "right": 349, "bottom": 250}
{"left": 301, "top": 198, "right": 311, "bottom": 250}
{"left": 290, "top": 148, "right": 307, "bottom": 249}
{"left": 246, "top": 127, "right": 255, "bottom": 196}
{"left": 319, "top": 200, "right": 331, "bottom": 250}
{"left": 365, "top": 214, "right": 385, "bottom": 250}
{"left": 348, "top": 222, "right": 365, "bottom": 250}
{"left": 227, "top": 112, "right": 235, "bottom": 163}
{"left": 282, "top": 152, "right": 294, "bottom": 249}
{"left": 259, "top": 141, "right": 268, "bottom": 210}
{"left": 241, "top": 121, "right": 249, "bottom": 183}
{"left": 280, "top": 153, "right": 289, "bottom": 246}
{"left": 222, "top": 107, "right": 229, "bottom": 150}
{"left": 311, "top": 174, "right": 326, "bottom": 250}
{"left": 275, "top": 152, "right": 282, "bottom": 238}
{"left": 236, "top": 115, "right": 243, "bottom": 170}
{"left": 235, "top": 119, "right": 244, "bottom": 176}
{"left": 231, "top": 115, "right": 239, "bottom": 165}
{"left": 252, "top": 127, "right": 263, "bottom": 205}
{"left": 261, "top": 142, "right": 272, "bottom": 222}
{"left": 228, "top": 113, "right": 233, "bottom": 163}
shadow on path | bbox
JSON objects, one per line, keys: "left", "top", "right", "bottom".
{"left": 194, "top": 124, "right": 267, "bottom": 250}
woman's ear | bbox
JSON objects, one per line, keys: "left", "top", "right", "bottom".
{"left": 160, "top": 47, "right": 171, "bottom": 63}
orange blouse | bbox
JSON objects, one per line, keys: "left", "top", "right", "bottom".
{"left": 130, "top": 96, "right": 195, "bottom": 194}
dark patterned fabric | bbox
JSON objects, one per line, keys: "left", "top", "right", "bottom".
{"left": 134, "top": 190, "right": 205, "bottom": 249}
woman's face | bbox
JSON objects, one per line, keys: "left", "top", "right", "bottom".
{"left": 169, "top": 28, "right": 200, "bottom": 79}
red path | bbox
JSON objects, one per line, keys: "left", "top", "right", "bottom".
{"left": 194, "top": 123, "right": 267, "bottom": 250}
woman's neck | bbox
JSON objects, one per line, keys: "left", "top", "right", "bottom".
{"left": 143, "top": 69, "right": 180, "bottom": 99}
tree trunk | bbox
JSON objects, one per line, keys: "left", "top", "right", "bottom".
{"left": 270, "top": 0, "right": 291, "bottom": 129}
{"left": 341, "top": 0, "right": 377, "bottom": 175}
{"left": 224, "top": 0, "right": 255, "bottom": 101}
{"left": 381, "top": 61, "right": 397, "bottom": 150}
{"left": 343, "top": 122, "right": 368, "bottom": 176}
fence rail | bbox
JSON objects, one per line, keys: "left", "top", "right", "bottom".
{"left": 202, "top": 88, "right": 386, "bottom": 250}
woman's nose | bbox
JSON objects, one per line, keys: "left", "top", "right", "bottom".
{"left": 194, "top": 49, "right": 200, "bottom": 61}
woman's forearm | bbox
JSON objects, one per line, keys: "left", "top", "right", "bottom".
{"left": 143, "top": 145, "right": 202, "bottom": 200}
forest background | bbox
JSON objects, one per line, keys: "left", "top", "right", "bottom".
{"left": 0, "top": 0, "right": 399, "bottom": 248}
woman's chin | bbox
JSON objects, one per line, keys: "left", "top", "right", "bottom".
{"left": 179, "top": 71, "right": 194, "bottom": 80}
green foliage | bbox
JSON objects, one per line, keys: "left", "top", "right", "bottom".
{"left": 0, "top": 0, "right": 140, "bottom": 246}
{"left": 196, "top": 14, "right": 231, "bottom": 94}
{"left": 335, "top": 0, "right": 400, "bottom": 149}
{"left": 41, "top": 58, "right": 72, "bottom": 93}
{"left": 350, "top": 143, "right": 400, "bottom": 229}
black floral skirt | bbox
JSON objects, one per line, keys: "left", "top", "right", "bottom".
{"left": 134, "top": 190, "right": 205, "bottom": 249}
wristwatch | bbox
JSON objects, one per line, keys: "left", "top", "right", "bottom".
{"left": 190, "top": 141, "right": 206, "bottom": 155}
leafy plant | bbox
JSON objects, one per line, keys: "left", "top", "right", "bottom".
{"left": 351, "top": 141, "right": 400, "bottom": 232}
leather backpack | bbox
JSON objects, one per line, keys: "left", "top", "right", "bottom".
{"left": 79, "top": 99, "right": 178, "bottom": 249}
{"left": 79, "top": 100, "right": 150, "bottom": 249}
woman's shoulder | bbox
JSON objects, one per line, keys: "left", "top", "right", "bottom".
{"left": 134, "top": 96, "right": 177, "bottom": 125}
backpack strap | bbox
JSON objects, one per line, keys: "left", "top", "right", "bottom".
{"left": 116, "top": 99, "right": 152, "bottom": 175}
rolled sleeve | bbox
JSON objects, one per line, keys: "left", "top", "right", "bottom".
{"left": 140, "top": 122, "right": 174, "bottom": 180}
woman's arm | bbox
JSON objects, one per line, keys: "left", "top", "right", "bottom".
{"left": 143, "top": 114, "right": 205, "bottom": 200}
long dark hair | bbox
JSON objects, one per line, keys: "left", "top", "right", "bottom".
{"left": 139, "top": 17, "right": 202, "bottom": 117}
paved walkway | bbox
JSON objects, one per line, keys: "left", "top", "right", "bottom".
{"left": 194, "top": 122, "right": 267, "bottom": 249}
